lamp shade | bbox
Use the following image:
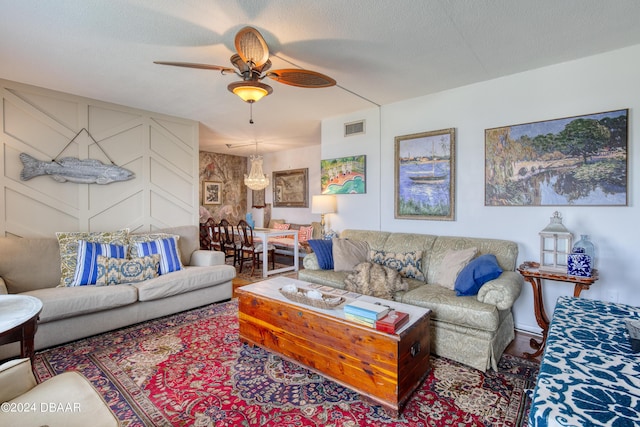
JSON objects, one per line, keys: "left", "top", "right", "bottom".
{"left": 228, "top": 81, "right": 273, "bottom": 103}
{"left": 311, "top": 195, "right": 336, "bottom": 214}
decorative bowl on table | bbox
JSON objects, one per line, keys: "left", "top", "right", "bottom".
{"left": 279, "top": 285, "right": 344, "bottom": 309}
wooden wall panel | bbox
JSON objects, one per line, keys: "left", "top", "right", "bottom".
{"left": 1, "top": 79, "right": 199, "bottom": 237}
{"left": 150, "top": 191, "right": 193, "bottom": 227}
{"left": 3, "top": 96, "right": 74, "bottom": 158}
{"left": 5, "top": 189, "right": 77, "bottom": 237}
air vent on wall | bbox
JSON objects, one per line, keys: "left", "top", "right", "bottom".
{"left": 344, "top": 120, "right": 365, "bottom": 137}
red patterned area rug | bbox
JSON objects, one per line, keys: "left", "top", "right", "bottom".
{"left": 233, "top": 261, "right": 299, "bottom": 282}
{"left": 33, "top": 301, "right": 538, "bottom": 427}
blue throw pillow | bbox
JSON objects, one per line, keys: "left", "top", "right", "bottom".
{"left": 71, "top": 240, "right": 127, "bottom": 286}
{"left": 308, "top": 239, "right": 334, "bottom": 270}
{"left": 454, "top": 254, "right": 503, "bottom": 296}
{"left": 136, "top": 236, "right": 183, "bottom": 275}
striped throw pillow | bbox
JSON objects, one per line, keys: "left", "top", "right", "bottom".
{"left": 135, "top": 236, "right": 183, "bottom": 275}
{"left": 56, "top": 229, "right": 129, "bottom": 287}
{"left": 70, "top": 240, "right": 127, "bottom": 286}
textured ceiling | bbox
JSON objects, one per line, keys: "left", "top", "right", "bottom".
{"left": 2, "top": 0, "right": 640, "bottom": 156}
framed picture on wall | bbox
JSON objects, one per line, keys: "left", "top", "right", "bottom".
{"left": 320, "top": 155, "right": 366, "bottom": 194}
{"left": 485, "top": 109, "right": 628, "bottom": 206}
{"left": 394, "top": 128, "right": 456, "bottom": 221}
{"left": 203, "top": 181, "right": 222, "bottom": 205}
{"left": 273, "top": 168, "right": 308, "bottom": 207}
{"left": 252, "top": 188, "right": 266, "bottom": 208}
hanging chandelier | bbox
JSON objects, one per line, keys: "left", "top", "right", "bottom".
{"left": 244, "top": 142, "right": 269, "bottom": 190}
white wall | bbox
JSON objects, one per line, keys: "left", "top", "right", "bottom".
{"left": 321, "top": 44, "right": 640, "bottom": 334}
{"left": 321, "top": 108, "right": 382, "bottom": 233}
{"left": 249, "top": 144, "right": 322, "bottom": 227}
{"left": 1, "top": 79, "right": 200, "bottom": 237}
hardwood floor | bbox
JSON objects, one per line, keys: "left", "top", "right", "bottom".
{"left": 505, "top": 329, "right": 542, "bottom": 362}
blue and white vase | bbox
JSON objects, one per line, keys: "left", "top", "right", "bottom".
{"left": 572, "top": 234, "right": 595, "bottom": 267}
{"left": 567, "top": 247, "right": 592, "bottom": 277}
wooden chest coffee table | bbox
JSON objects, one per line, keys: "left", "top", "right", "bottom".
{"left": 236, "top": 277, "right": 432, "bottom": 415}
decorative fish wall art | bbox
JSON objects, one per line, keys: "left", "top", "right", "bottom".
{"left": 19, "top": 153, "right": 134, "bottom": 184}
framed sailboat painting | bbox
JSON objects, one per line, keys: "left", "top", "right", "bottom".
{"left": 394, "top": 128, "right": 456, "bottom": 220}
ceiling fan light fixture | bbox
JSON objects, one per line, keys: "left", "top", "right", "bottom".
{"left": 228, "top": 80, "right": 273, "bottom": 103}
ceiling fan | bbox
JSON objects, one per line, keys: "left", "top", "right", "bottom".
{"left": 154, "top": 26, "right": 336, "bottom": 104}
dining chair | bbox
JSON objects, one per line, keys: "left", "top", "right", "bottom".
{"left": 236, "top": 219, "right": 275, "bottom": 275}
{"left": 201, "top": 218, "right": 220, "bottom": 251}
{"left": 218, "top": 218, "right": 239, "bottom": 265}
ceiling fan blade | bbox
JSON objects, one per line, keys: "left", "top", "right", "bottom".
{"left": 235, "top": 26, "right": 269, "bottom": 68}
{"left": 266, "top": 69, "right": 336, "bottom": 88}
{"left": 154, "top": 61, "right": 235, "bottom": 73}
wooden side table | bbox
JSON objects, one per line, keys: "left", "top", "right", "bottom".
{"left": 517, "top": 262, "right": 598, "bottom": 359}
{"left": 0, "top": 295, "right": 43, "bottom": 361}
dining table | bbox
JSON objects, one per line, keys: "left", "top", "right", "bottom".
{"left": 253, "top": 227, "right": 299, "bottom": 277}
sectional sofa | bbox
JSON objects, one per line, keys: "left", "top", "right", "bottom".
{"left": 298, "top": 229, "right": 523, "bottom": 372}
{"left": 0, "top": 225, "right": 236, "bottom": 361}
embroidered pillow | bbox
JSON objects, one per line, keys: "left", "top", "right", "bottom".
{"left": 56, "top": 229, "right": 129, "bottom": 287}
{"left": 70, "top": 241, "right": 127, "bottom": 286}
{"left": 272, "top": 223, "right": 291, "bottom": 230}
{"left": 96, "top": 254, "right": 160, "bottom": 286}
{"left": 433, "top": 247, "right": 478, "bottom": 290}
{"left": 307, "top": 239, "right": 334, "bottom": 270}
{"left": 455, "top": 254, "right": 503, "bottom": 296}
{"left": 135, "top": 236, "right": 183, "bottom": 275}
{"left": 369, "top": 250, "right": 425, "bottom": 281}
{"left": 298, "top": 226, "right": 314, "bottom": 243}
{"left": 333, "top": 239, "right": 370, "bottom": 271}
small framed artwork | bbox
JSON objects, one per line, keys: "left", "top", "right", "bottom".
{"left": 485, "top": 109, "right": 628, "bottom": 206}
{"left": 320, "top": 155, "right": 366, "bottom": 194}
{"left": 273, "top": 168, "right": 308, "bottom": 208}
{"left": 395, "top": 128, "right": 455, "bottom": 221}
{"left": 252, "top": 189, "right": 266, "bottom": 208}
{"left": 203, "top": 181, "right": 222, "bottom": 205}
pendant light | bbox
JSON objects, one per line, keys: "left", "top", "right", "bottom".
{"left": 244, "top": 142, "right": 269, "bottom": 190}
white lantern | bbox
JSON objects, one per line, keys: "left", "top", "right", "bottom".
{"left": 539, "top": 211, "right": 573, "bottom": 273}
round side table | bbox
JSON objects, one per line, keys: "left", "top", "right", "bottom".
{"left": 0, "top": 295, "right": 43, "bottom": 361}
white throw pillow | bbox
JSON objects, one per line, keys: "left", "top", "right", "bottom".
{"left": 333, "top": 238, "right": 370, "bottom": 271}
{"left": 433, "top": 247, "right": 478, "bottom": 290}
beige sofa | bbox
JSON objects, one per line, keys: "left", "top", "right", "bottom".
{"left": 298, "top": 229, "right": 523, "bottom": 372}
{"left": 0, "top": 225, "right": 236, "bottom": 361}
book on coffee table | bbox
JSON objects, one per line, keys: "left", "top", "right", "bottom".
{"left": 376, "top": 311, "right": 409, "bottom": 334}
{"left": 344, "top": 312, "right": 376, "bottom": 328}
{"left": 344, "top": 300, "right": 391, "bottom": 320}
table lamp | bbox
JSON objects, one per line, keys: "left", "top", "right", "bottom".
{"left": 311, "top": 195, "right": 337, "bottom": 236}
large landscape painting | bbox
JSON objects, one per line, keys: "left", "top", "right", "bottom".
{"left": 485, "top": 109, "right": 628, "bottom": 206}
